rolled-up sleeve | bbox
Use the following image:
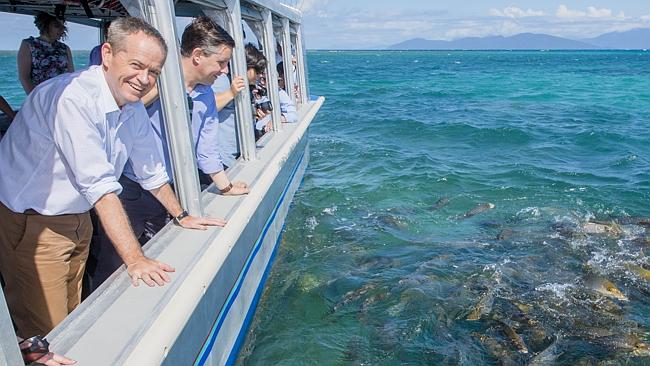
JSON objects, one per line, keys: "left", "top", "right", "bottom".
{"left": 195, "top": 112, "right": 224, "bottom": 175}
{"left": 128, "top": 106, "right": 170, "bottom": 190}
{"left": 52, "top": 96, "right": 122, "bottom": 206}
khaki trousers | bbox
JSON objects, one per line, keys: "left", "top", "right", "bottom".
{"left": 0, "top": 201, "right": 91, "bottom": 337}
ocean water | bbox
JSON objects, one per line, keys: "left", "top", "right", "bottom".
{"left": 236, "top": 51, "right": 650, "bottom": 365}
{"left": 1, "top": 50, "right": 649, "bottom": 365}
{"left": 0, "top": 51, "right": 90, "bottom": 107}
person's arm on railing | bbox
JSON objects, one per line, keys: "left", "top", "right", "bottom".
{"left": 148, "top": 183, "right": 227, "bottom": 228}
{"left": 94, "top": 192, "right": 175, "bottom": 287}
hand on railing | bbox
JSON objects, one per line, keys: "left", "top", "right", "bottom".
{"left": 222, "top": 181, "right": 250, "bottom": 196}
{"left": 18, "top": 335, "right": 76, "bottom": 366}
{"left": 126, "top": 255, "right": 175, "bottom": 287}
{"left": 176, "top": 214, "right": 227, "bottom": 230}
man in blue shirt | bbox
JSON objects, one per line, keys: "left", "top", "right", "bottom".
{"left": 91, "top": 16, "right": 249, "bottom": 290}
{"left": 0, "top": 17, "right": 223, "bottom": 337}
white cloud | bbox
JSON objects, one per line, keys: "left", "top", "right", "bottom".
{"left": 586, "top": 6, "right": 612, "bottom": 18}
{"left": 556, "top": 5, "right": 585, "bottom": 18}
{"left": 489, "top": 7, "right": 544, "bottom": 18}
{"left": 556, "top": 5, "right": 625, "bottom": 20}
{"left": 444, "top": 20, "right": 523, "bottom": 40}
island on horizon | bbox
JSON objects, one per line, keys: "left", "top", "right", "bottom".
{"left": 388, "top": 28, "right": 650, "bottom": 50}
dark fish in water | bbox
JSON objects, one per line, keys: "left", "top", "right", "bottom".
{"left": 598, "top": 334, "right": 650, "bottom": 356}
{"left": 579, "top": 327, "right": 616, "bottom": 339}
{"left": 376, "top": 213, "right": 407, "bottom": 229}
{"left": 497, "top": 228, "right": 516, "bottom": 241}
{"left": 528, "top": 333, "right": 563, "bottom": 366}
{"left": 618, "top": 216, "right": 650, "bottom": 228}
{"left": 472, "top": 332, "right": 518, "bottom": 366}
{"left": 581, "top": 220, "right": 622, "bottom": 236}
{"left": 459, "top": 203, "right": 495, "bottom": 219}
{"left": 357, "top": 255, "right": 394, "bottom": 270}
{"left": 496, "top": 319, "right": 529, "bottom": 354}
{"left": 480, "top": 221, "right": 503, "bottom": 229}
{"left": 466, "top": 287, "right": 495, "bottom": 321}
{"left": 333, "top": 282, "right": 377, "bottom": 311}
{"left": 625, "top": 263, "right": 650, "bottom": 281}
{"left": 583, "top": 275, "right": 628, "bottom": 301}
{"left": 431, "top": 197, "right": 450, "bottom": 211}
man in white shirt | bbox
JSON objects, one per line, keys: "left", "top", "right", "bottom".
{"left": 0, "top": 17, "right": 224, "bottom": 338}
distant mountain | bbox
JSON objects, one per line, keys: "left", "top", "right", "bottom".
{"left": 581, "top": 28, "right": 650, "bottom": 49}
{"left": 389, "top": 29, "right": 650, "bottom": 50}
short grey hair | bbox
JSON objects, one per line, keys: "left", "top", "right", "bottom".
{"left": 106, "top": 17, "right": 168, "bottom": 59}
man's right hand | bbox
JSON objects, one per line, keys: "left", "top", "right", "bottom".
{"left": 126, "top": 256, "right": 175, "bottom": 287}
{"left": 230, "top": 76, "right": 246, "bottom": 95}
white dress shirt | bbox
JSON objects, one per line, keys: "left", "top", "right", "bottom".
{"left": 278, "top": 88, "right": 298, "bottom": 123}
{"left": 0, "top": 66, "right": 168, "bottom": 215}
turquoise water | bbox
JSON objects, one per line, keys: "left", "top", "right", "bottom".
{"left": 0, "top": 51, "right": 90, "bottom": 107}
{"left": 1, "top": 50, "right": 649, "bottom": 364}
{"left": 236, "top": 51, "right": 650, "bottom": 365}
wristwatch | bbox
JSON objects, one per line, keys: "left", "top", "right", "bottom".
{"left": 220, "top": 182, "right": 234, "bottom": 194}
{"left": 174, "top": 210, "right": 190, "bottom": 225}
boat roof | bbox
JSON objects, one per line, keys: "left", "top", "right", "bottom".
{"left": 0, "top": 0, "right": 302, "bottom": 28}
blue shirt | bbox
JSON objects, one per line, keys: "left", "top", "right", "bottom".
{"left": 212, "top": 75, "right": 238, "bottom": 168}
{"left": 0, "top": 66, "right": 168, "bottom": 215}
{"left": 124, "top": 83, "right": 225, "bottom": 182}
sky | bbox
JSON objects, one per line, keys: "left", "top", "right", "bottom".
{"left": 298, "top": 0, "right": 650, "bottom": 49}
{"left": 0, "top": 1, "right": 648, "bottom": 50}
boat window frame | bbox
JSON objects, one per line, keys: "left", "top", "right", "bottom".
{"left": 278, "top": 17, "right": 297, "bottom": 105}
{"left": 204, "top": 1, "right": 258, "bottom": 162}
{"left": 137, "top": 0, "right": 204, "bottom": 216}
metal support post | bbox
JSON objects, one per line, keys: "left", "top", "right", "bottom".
{"left": 280, "top": 18, "right": 296, "bottom": 105}
{"left": 261, "top": 9, "right": 282, "bottom": 132}
{"left": 294, "top": 23, "right": 309, "bottom": 103}
{"left": 139, "top": 0, "right": 202, "bottom": 215}
{"left": 208, "top": 1, "right": 257, "bottom": 161}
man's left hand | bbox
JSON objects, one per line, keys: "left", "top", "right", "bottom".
{"left": 178, "top": 215, "right": 227, "bottom": 230}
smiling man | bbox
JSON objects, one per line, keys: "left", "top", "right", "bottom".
{"left": 0, "top": 17, "right": 224, "bottom": 338}
{"left": 91, "top": 16, "right": 249, "bottom": 290}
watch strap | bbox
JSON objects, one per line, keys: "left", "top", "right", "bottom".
{"left": 174, "top": 210, "right": 189, "bottom": 225}
{"left": 220, "top": 183, "right": 234, "bottom": 194}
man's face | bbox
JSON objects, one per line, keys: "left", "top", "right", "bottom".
{"left": 102, "top": 31, "right": 165, "bottom": 107}
{"left": 195, "top": 45, "right": 232, "bottom": 86}
{"left": 278, "top": 74, "right": 286, "bottom": 90}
